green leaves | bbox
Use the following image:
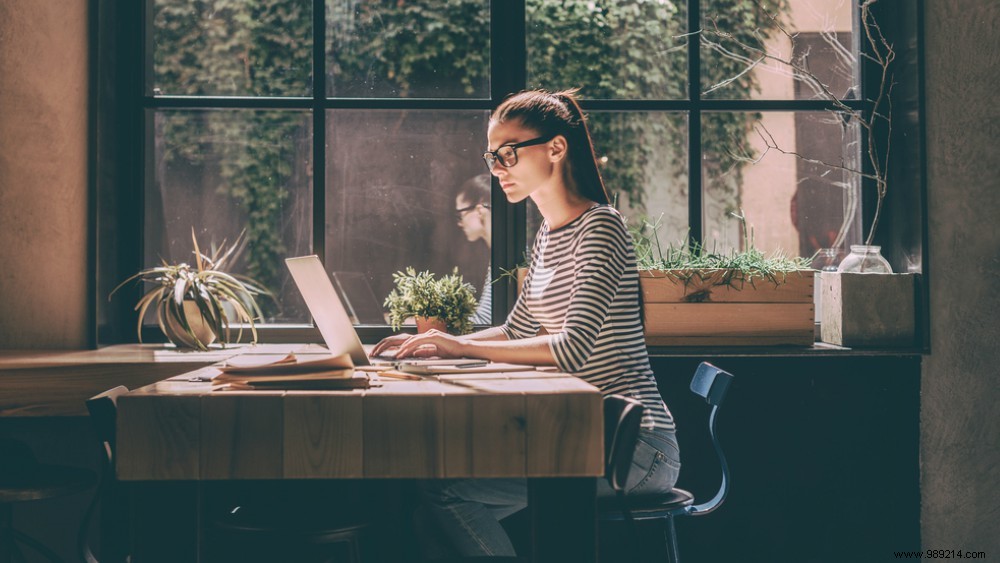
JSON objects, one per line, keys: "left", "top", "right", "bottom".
{"left": 631, "top": 209, "right": 812, "bottom": 288}
{"left": 109, "top": 230, "right": 273, "bottom": 349}
{"left": 384, "top": 268, "right": 478, "bottom": 335}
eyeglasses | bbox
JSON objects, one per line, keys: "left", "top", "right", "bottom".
{"left": 482, "top": 135, "right": 553, "bottom": 171}
{"left": 454, "top": 203, "right": 489, "bottom": 222}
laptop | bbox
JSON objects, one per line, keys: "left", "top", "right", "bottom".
{"left": 285, "top": 255, "right": 486, "bottom": 369}
{"left": 286, "top": 256, "right": 380, "bottom": 367}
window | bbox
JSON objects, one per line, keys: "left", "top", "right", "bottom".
{"left": 98, "top": 0, "right": 921, "bottom": 343}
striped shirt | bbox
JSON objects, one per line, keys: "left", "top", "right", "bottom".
{"left": 471, "top": 265, "right": 492, "bottom": 325}
{"left": 500, "top": 205, "right": 674, "bottom": 432}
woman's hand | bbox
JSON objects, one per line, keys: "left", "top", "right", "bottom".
{"left": 394, "top": 330, "right": 470, "bottom": 360}
{"left": 371, "top": 333, "right": 413, "bottom": 357}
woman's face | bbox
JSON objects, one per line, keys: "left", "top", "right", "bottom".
{"left": 455, "top": 195, "right": 488, "bottom": 242}
{"left": 486, "top": 119, "right": 555, "bottom": 204}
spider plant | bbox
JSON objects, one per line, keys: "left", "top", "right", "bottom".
{"left": 110, "top": 229, "right": 271, "bottom": 350}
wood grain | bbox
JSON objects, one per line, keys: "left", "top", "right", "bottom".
{"left": 284, "top": 393, "right": 364, "bottom": 478}
{"left": 526, "top": 392, "right": 603, "bottom": 477}
{"left": 471, "top": 393, "right": 526, "bottom": 477}
{"left": 200, "top": 393, "right": 284, "bottom": 479}
{"left": 640, "top": 270, "right": 814, "bottom": 303}
{"left": 117, "top": 395, "right": 201, "bottom": 480}
{"left": 113, "top": 354, "right": 604, "bottom": 480}
{"left": 363, "top": 394, "right": 445, "bottom": 478}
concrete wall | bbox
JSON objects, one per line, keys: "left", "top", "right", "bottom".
{"left": 923, "top": 0, "right": 1000, "bottom": 554}
{"left": 0, "top": 0, "right": 90, "bottom": 349}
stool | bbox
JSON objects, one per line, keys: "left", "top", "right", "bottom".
{"left": 209, "top": 500, "right": 367, "bottom": 563}
{"left": 0, "top": 438, "right": 97, "bottom": 563}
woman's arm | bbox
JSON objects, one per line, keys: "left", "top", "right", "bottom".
{"left": 393, "top": 329, "right": 557, "bottom": 365}
{"left": 460, "top": 334, "right": 556, "bottom": 365}
{"left": 462, "top": 326, "right": 510, "bottom": 341}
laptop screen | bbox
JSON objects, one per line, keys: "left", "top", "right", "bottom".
{"left": 285, "top": 256, "right": 371, "bottom": 367}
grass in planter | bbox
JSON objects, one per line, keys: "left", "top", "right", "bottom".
{"left": 631, "top": 211, "right": 813, "bottom": 300}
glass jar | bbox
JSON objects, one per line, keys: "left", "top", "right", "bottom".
{"left": 837, "top": 245, "right": 893, "bottom": 274}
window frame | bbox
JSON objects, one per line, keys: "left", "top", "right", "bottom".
{"left": 96, "top": 0, "right": 925, "bottom": 347}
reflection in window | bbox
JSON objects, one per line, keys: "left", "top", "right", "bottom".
{"left": 325, "top": 110, "right": 491, "bottom": 322}
{"left": 147, "top": 110, "right": 313, "bottom": 323}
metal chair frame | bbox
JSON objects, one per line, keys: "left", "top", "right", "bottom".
{"left": 601, "top": 362, "right": 735, "bottom": 563}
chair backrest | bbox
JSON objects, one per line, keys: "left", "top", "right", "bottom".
{"left": 603, "top": 395, "right": 645, "bottom": 492}
{"left": 86, "top": 386, "right": 129, "bottom": 466}
{"left": 688, "top": 362, "right": 734, "bottom": 516}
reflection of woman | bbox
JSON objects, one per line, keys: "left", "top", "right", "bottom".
{"left": 373, "top": 89, "right": 678, "bottom": 559}
{"left": 455, "top": 174, "right": 492, "bottom": 325}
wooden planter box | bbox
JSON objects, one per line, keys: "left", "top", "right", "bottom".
{"left": 640, "top": 269, "right": 815, "bottom": 346}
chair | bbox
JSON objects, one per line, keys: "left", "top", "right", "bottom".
{"left": 0, "top": 438, "right": 97, "bottom": 563}
{"left": 83, "top": 385, "right": 131, "bottom": 563}
{"left": 600, "top": 361, "right": 735, "bottom": 563}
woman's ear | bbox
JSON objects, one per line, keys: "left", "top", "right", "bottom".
{"left": 548, "top": 135, "right": 568, "bottom": 163}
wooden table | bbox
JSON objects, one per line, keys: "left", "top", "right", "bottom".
{"left": 116, "top": 346, "right": 604, "bottom": 562}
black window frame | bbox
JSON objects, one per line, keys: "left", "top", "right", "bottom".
{"left": 94, "top": 0, "right": 926, "bottom": 348}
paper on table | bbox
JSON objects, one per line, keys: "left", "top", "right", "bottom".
{"left": 219, "top": 352, "right": 354, "bottom": 375}
{"left": 214, "top": 371, "right": 371, "bottom": 390}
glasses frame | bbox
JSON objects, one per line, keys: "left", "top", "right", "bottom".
{"left": 482, "top": 135, "right": 554, "bottom": 171}
{"left": 454, "top": 203, "right": 489, "bottom": 221}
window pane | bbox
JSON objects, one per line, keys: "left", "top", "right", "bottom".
{"left": 701, "top": 0, "right": 858, "bottom": 100}
{"left": 701, "top": 111, "right": 863, "bottom": 260}
{"left": 527, "top": 112, "right": 689, "bottom": 261}
{"left": 327, "top": 0, "right": 490, "bottom": 98}
{"left": 526, "top": 0, "right": 687, "bottom": 100}
{"left": 150, "top": 0, "right": 313, "bottom": 97}
{"left": 326, "top": 110, "right": 491, "bottom": 324}
{"left": 146, "top": 110, "right": 313, "bottom": 324}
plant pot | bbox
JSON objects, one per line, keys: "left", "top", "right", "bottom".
{"left": 161, "top": 300, "right": 217, "bottom": 349}
{"left": 415, "top": 316, "right": 448, "bottom": 334}
{"left": 819, "top": 272, "right": 917, "bottom": 347}
{"left": 639, "top": 269, "right": 815, "bottom": 346}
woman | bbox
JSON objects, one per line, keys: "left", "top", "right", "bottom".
{"left": 454, "top": 174, "right": 493, "bottom": 325}
{"left": 373, "top": 89, "right": 679, "bottom": 559}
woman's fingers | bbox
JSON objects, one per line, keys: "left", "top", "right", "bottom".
{"left": 396, "top": 334, "right": 436, "bottom": 358}
{"left": 372, "top": 333, "right": 410, "bottom": 356}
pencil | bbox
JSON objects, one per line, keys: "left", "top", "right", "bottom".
{"left": 378, "top": 370, "right": 423, "bottom": 381}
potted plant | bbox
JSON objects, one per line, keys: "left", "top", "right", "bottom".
{"left": 702, "top": 0, "right": 917, "bottom": 347}
{"left": 110, "top": 229, "right": 271, "bottom": 351}
{"left": 633, "top": 211, "right": 815, "bottom": 346}
{"left": 384, "top": 268, "right": 478, "bottom": 335}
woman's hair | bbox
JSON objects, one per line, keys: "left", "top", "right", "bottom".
{"left": 457, "top": 173, "right": 492, "bottom": 207}
{"left": 490, "top": 89, "right": 610, "bottom": 205}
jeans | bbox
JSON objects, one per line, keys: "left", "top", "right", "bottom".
{"left": 417, "top": 428, "right": 681, "bottom": 558}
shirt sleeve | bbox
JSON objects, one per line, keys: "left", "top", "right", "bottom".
{"left": 547, "top": 212, "right": 630, "bottom": 372}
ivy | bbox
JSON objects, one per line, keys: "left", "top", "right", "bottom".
{"left": 153, "top": 0, "right": 788, "bottom": 318}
